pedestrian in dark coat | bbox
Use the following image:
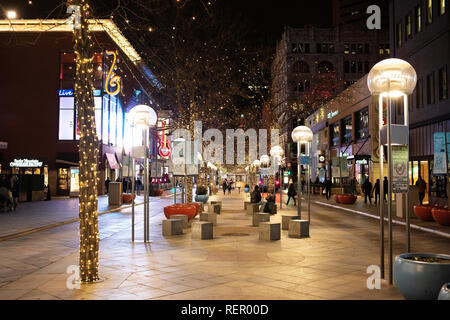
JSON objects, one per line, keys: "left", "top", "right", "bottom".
{"left": 286, "top": 183, "right": 297, "bottom": 206}
{"left": 363, "top": 178, "right": 373, "bottom": 204}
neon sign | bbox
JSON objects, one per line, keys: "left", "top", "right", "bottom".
{"left": 105, "top": 50, "right": 121, "bottom": 96}
{"left": 10, "top": 159, "right": 43, "bottom": 168}
{"left": 158, "top": 120, "right": 171, "bottom": 158}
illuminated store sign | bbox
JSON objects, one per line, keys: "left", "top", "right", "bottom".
{"left": 327, "top": 110, "right": 339, "bottom": 119}
{"left": 105, "top": 50, "right": 121, "bottom": 96}
{"left": 59, "top": 89, "right": 74, "bottom": 96}
{"left": 10, "top": 159, "right": 43, "bottom": 168}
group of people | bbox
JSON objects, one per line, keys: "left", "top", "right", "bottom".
{"left": 105, "top": 177, "right": 143, "bottom": 195}
{"left": 0, "top": 175, "right": 20, "bottom": 212}
{"left": 285, "top": 177, "right": 333, "bottom": 206}
{"left": 222, "top": 179, "right": 233, "bottom": 195}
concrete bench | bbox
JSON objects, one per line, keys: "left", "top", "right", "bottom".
{"left": 282, "top": 215, "right": 300, "bottom": 230}
{"left": 259, "top": 222, "right": 281, "bottom": 241}
{"left": 200, "top": 212, "right": 217, "bottom": 226}
{"left": 210, "top": 201, "right": 222, "bottom": 209}
{"left": 252, "top": 212, "right": 270, "bottom": 227}
{"left": 208, "top": 204, "right": 221, "bottom": 215}
{"left": 170, "top": 214, "right": 189, "bottom": 228}
{"left": 191, "top": 221, "right": 213, "bottom": 240}
{"left": 247, "top": 203, "right": 260, "bottom": 215}
{"left": 288, "top": 219, "right": 310, "bottom": 238}
{"left": 162, "top": 219, "right": 183, "bottom": 236}
{"left": 244, "top": 201, "right": 251, "bottom": 210}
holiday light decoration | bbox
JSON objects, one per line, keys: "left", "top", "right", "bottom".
{"left": 68, "top": 0, "right": 100, "bottom": 283}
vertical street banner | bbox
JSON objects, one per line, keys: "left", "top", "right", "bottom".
{"left": 433, "top": 132, "right": 447, "bottom": 175}
{"left": 171, "top": 140, "right": 186, "bottom": 176}
{"left": 340, "top": 156, "right": 349, "bottom": 177}
{"left": 331, "top": 157, "right": 340, "bottom": 178}
{"left": 392, "top": 145, "right": 409, "bottom": 193}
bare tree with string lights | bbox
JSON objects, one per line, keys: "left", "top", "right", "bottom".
{"left": 68, "top": 0, "right": 100, "bottom": 283}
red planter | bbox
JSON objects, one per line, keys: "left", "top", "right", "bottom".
{"left": 172, "top": 202, "right": 201, "bottom": 214}
{"left": 164, "top": 204, "right": 198, "bottom": 220}
{"left": 340, "top": 194, "right": 357, "bottom": 205}
{"left": 413, "top": 205, "right": 434, "bottom": 221}
{"left": 122, "top": 193, "right": 136, "bottom": 204}
{"left": 334, "top": 194, "right": 341, "bottom": 203}
{"left": 432, "top": 208, "right": 450, "bottom": 226}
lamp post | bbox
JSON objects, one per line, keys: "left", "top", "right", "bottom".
{"left": 129, "top": 104, "right": 157, "bottom": 243}
{"left": 368, "top": 58, "right": 417, "bottom": 284}
{"left": 270, "top": 145, "right": 284, "bottom": 209}
{"left": 292, "top": 126, "right": 313, "bottom": 220}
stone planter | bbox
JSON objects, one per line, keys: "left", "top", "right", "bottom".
{"left": 244, "top": 187, "right": 250, "bottom": 193}
{"left": 438, "top": 283, "right": 450, "bottom": 300}
{"left": 195, "top": 194, "right": 209, "bottom": 203}
{"left": 122, "top": 193, "right": 136, "bottom": 204}
{"left": 164, "top": 204, "right": 198, "bottom": 221}
{"left": 413, "top": 205, "right": 434, "bottom": 221}
{"left": 431, "top": 208, "right": 450, "bottom": 226}
{"left": 394, "top": 253, "right": 450, "bottom": 300}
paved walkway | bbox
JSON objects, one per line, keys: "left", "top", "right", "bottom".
{"left": 0, "top": 190, "right": 448, "bottom": 300}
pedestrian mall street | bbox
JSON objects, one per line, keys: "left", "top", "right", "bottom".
{"left": 0, "top": 190, "right": 448, "bottom": 300}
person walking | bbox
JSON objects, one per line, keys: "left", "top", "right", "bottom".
{"left": 136, "top": 178, "right": 142, "bottom": 196}
{"left": 10, "top": 175, "right": 20, "bottom": 211}
{"left": 222, "top": 180, "right": 227, "bottom": 195}
{"left": 324, "top": 177, "right": 332, "bottom": 200}
{"left": 362, "top": 177, "right": 373, "bottom": 204}
{"left": 416, "top": 175, "right": 427, "bottom": 205}
{"left": 351, "top": 177, "right": 357, "bottom": 196}
{"left": 105, "top": 177, "right": 111, "bottom": 194}
{"left": 286, "top": 183, "right": 297, "bottom": 206}
{"left": 383, "top": 176, "right": 388, "bottom": 201}
{"left": 372, "top": 179, "right": 380, "bottom": 205}
{"left": 227, "top": 180, "right": 232, "bottom": 194}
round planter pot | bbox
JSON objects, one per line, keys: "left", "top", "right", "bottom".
{"left": 244, "top": 188, "right": 250, "bottom": 193}
{"left": 394, "top": 253, "right": 450, "bottom": 300}
{"left": 340, "top": 194, "right": 357, "bottom": 205}
{"left": 195, "top": 194, "right": 209, "bottom": 203}
{"left": 334, "top": 194, "right": 341, "bottom": 203}
{"left": 122, "top": 193, "right": 136, "bottom": 204}
{"left": 431, "top": 208, "right": 450, "bottom": 226}
{"left": 164, "top": 204, "right": 198, "bottom": 220}
{"left": 413, "top": 205, "right": 434, "bottom": 221}
{"left": 438, "top": 283, "right": 450, "bottom": 300}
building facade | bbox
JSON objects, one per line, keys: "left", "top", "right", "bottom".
{"left": 271, "top": 24, "right": 389, "bottom": 181}
{"left": 390, "top": 0, "right": 449, "bottom": 203}
{"left": 0, "top": 19, "right": 163, "bottom": 200}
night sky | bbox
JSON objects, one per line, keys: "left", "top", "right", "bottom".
{"left": 0, "top": 0, "right": 333, "bottom": 43}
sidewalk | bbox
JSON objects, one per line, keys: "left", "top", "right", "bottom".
{"left": 0, "top": 189, "right": 448, "bottom": 300}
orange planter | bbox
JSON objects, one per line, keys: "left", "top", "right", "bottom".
{"left": 122, "top": 193, "right": 136, "bottom": 204}
{"left": 432, "top": 208, "right": 450, "bottom": 226}
{"left": 164, "top": 204, "right": 198, "bottom": 220}
{"left": 414, "top": 205, "right": 434, "bottom": 221}
{"left": 172, "top": 202, "right": 201, "bottom": 214}
{"left": 340, "top": 194, "right": 357, "bottom": 205}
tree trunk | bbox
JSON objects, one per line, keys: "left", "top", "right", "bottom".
{"left": 69, "top": 0, "right": 100, "bottom": 283}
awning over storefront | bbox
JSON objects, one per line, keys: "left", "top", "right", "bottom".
{"left": 106, "top": 153, "right": 120, "bottom": 169}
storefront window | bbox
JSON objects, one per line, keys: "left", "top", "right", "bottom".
{"left": 356, "top": 107, "right": 369, "bottom": 140}
{"left": 330, "top": 122, "right": 339, "bottom": 147}
{"left": 341, "top": 116, "right": 352, "bottom": 145}
{"left": 58, "top": 97, "right": 75, "bottom": 140}
{"left": 420, "top": 160, "right": 430, "bottom": 203}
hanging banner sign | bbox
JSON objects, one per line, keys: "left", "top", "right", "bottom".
{"left": 158, "top": 120, "right": 171, "bottom": 158}
{"left": 105, "top": 50, "right": 121, "bottom": 96}
{"left": 433, "top": 132, "right": 447, "bottom": 175}
{"left": 300, "top": 156, "right": 310, "bottom": 165}
{"left": 340, "top": 156, "right": 349, "bottom": 177}
{"left": 392, "top": 145, "right": 409, "bottom": 193}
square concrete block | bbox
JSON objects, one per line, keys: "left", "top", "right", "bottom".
{"left": 210, "top": 201, "right": 222, "bottom": 209}
{"left": 282, "top": 215, "right": 300, "bottom": 230}
{"left": 200, "top": 212, "right": 217, "bottom": 226}
{"left": 171, "top": 214, "right": 189, "bottom": 228}
{"left": 252, "top": 212, "right": 270, "bottom": 227}
{"left": 259, "top": 222, "right": 281, "bottom": 241}
{"left": 208, "top": 204, "right": 221, "bottom": 215}
{"left": 288, "top": 220, "right": 310, "bottom": 238}
{"left": 162, "top": 219, "right": 183, "bottom": 236}
{"left": 247, "top": 203, "right": 260, "bottom": 215}
{"left": 244, "top": 201, "right": 251, "bottom": 210}
{"left": 191, "top": 222, "right": 213, "bottom": 240}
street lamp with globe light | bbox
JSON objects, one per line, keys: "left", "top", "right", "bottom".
{"left": 270, "top": 145, "right": 284, "bottom": 209}
{"left": 368, "top": 58, "right": 417, "bottom": 284}
{"left": 292, "top": 126, "right": 313, "bottom": 220}
{"left": 128, "top": 104, "right": 157, "bottom": 243}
